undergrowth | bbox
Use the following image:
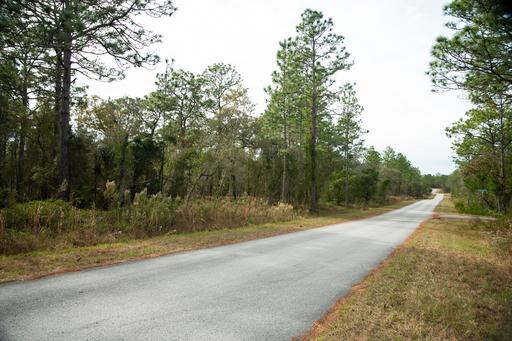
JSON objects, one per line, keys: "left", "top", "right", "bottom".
{"left": 0, "top": 193, "right": 295, "bottom": 254}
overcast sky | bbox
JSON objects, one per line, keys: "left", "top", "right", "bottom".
{"left": 82, "top": 0, "right": 472, "bottom": 175}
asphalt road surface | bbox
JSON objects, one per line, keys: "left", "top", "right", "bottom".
{"left": 0, "top": 194, "right": 443, "bottom": 340}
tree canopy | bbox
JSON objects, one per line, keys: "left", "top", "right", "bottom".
{"left": 0, "top": 7, "right": 432, "bottom": 211}
{"left": 430, "top": 0, "right": 512, "bottom": 212}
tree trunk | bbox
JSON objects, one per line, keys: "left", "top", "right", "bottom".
{"left": 309, "top": 40, "right": 319, "bottom": 214}
{"left": 53, "top": 50, "right": 62, "bottom": 163}
{"left": 92, "top": 150, "right": 98, "bottom": 204}
{"left": 0, "top": 135, "right": 6, "bottom": 186}
{"left": 9, "top": 139, "right": 17, "bottom": 190}
{"left": 186, "top": 172, "right": 208, "bottom": 205}
{"left": 16, "top": 120, "right": 26, "bottom": 200}
{"left": 218, "top": 170, "right": 226, "bottom": 197}
{"left": 51, "top": 50, "right": 63, "bottom": 198}
{"left": 209, "top": 174, "right": 213, "bottom": 196}
{"left": 498, "top": 106, "right": 510, "bottom": 212}
{"left": 159, "top": 144, "right": 165, "bottom": 193}
{"left": 245, "top": 155, "right": 250, "bottom": 196}
{"left": 230, "top": 173, "right": 237, "bottom": 199}
{"left": 58, "top": 2, "right": 72, "bottom": 201}
{"left": 309, "top": 91, "right": 318, "bottom": 213}
{"left": 0, "top": 97, "right": 5, "bottom": 181}
{"left": 281, "top": 58, "right": 289, "bottom": 203}
{"left": 16, "top": 87, "right": 30, "bottom": 200}
{"left": 281, "top": 153, "right": 287, "bottom": 203}
{"left": 344, "top": 149, "right": 349, "bottom": 207}
{"left": 118, "top": 134, "right": 129, "bottom": 206}
{"left": 281, "top": 98, "right": 288, "bottom": 203}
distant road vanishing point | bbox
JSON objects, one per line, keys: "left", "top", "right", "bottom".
{"left": 0, "top": 194, "right": 443, "bottom": 341}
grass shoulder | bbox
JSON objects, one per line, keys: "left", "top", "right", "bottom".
{"left": 434, "top": 193, "right": 459, "bottom": 214}
{"left": 308, "top": 197, "right": 512, "bottom": 340}
{"left": 0, "top": 199, "right": 416, "bottom": 283}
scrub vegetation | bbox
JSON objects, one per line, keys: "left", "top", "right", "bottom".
{"left": 0, "top": 198, "right": 415, "bottom": 283}
{"left": 0, "top": 196, "right": 295, "bottom": 255}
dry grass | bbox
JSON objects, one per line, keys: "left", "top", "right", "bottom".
{"left": 434, "top": 194, "right": 459, "bottom": 214}
{"left": 309, "top": 197, "right": 512, "bottom": 341}
{"left": 0, "top": 196, "right": 296, "bottom": 254}
{"left": 0, "top": 199, "right": 416, "bottom": 283}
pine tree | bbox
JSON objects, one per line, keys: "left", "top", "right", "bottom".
{"left": 294, "top": 9, "right": 351, "bottom": 213}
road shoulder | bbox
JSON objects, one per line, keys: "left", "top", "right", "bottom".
{"left": 0, "top": 200, "right": 416, "bottom": 283}
{"left": 301, "top": 196, "right": 512, "bottom": 340}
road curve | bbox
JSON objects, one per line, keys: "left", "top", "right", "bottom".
{"left": 0, "top": 194, "right": 443, "bottom": 340}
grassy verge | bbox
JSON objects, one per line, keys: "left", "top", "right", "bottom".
{"left": 434, "top": 193, "right": 459, "bottom": 214}
{"left": 309, "top": 197, "right": 512, "bottom": 340}
{"left": 0, "top": 199, "right": 415, "bottom": 283}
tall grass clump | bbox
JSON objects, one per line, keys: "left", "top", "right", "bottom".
{"left": 0, "top": 200, "right": 103, "bottom": 253}
{"left": 0, "top": 192, "right": 296, "bottom": 254}
{"left": 3, "top": 200, "right": 74, "bottom": 236}
{"left": 175, "top": 196, "right": 295, "bottom": 232}
{"left": 129, "top": 189, "right": 176, "bottom": 236}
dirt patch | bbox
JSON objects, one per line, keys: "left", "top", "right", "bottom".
{"left": 436, "top": 213, "right": 496, "bottom": 221}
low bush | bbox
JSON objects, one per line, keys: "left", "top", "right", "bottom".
{"left": 129, "top": 190, "right": 176, "bottom": 236}
{"left": 453, "top": 198, "right": 493, "bottom": 216}
{"left": 3, "top": 200, "right": 75, "bottom": 236}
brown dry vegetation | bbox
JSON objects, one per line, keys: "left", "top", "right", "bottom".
{"left": 0, "top": 199, "right": 415, "bottom": 283}
{"left": 0, "top": 195, "right": 295, "bottom": 255}
{"left": 310, "top": 197, "right": 512, "bottom": 340}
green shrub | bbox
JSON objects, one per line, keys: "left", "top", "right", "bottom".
{"left": 0, "top": 200, "right": 107, "bottom": 253}
{"left": 454, "top": 199, "right": 492, "bottom": 216}
{"left": 0, "top": 189, "right": 16, "bottom": 209}
{"left": 0, "top": 229, "right": 40, "bottom": 254}
{"left": 3, "top": 200, "right": 74, "bottom": 235}
{"left": 130, "top": 189, "right": 176, "bottom": 235}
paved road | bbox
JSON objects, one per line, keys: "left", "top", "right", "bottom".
{"left": 0, "top": 194, "right": 442, "bottom": 341}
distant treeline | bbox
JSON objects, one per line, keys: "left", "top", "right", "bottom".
{"left": 0, "top": 3, "right": 433, "bottom": 214}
